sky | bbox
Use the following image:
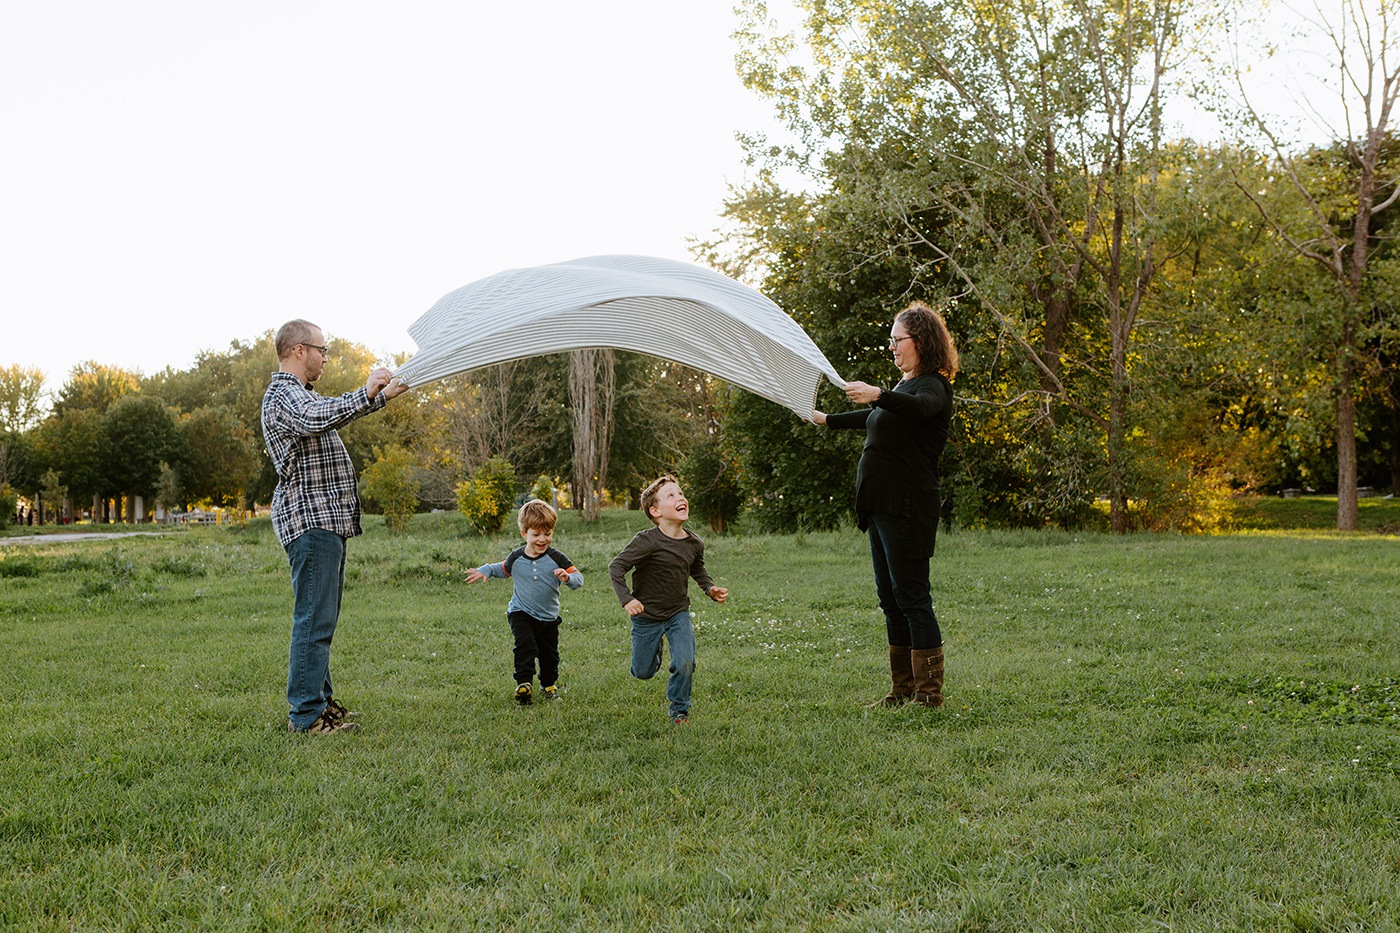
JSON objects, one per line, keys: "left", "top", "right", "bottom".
{"left": 2, "top": 1, "right": 792, "bottom": 386}
{"left": 1, "top": 1, "right": 1349, "bottom": 393}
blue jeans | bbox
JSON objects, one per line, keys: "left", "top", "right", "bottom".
{"left": 285, "top": 528, "right": 347, "bottom": 730}
{"left": 868, "top": 510, "right": 941, "bottom": 650}
{"left": 630, "top": 611, "right": 696, "bottom": 717}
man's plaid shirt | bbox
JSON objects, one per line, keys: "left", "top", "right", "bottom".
{"left": 261, "top": 371, "right": 387, "bottom": 548}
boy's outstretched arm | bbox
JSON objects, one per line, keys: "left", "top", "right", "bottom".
{"left": 465, "top": 562, "right": 506, "bottom": 584}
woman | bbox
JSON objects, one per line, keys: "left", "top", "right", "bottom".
{"left": 812, "top": 301, "right": 958, "bottom": 707}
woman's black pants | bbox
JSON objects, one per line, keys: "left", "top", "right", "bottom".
{"left": 867, "top": 510, "right": 942, "bottom": 650}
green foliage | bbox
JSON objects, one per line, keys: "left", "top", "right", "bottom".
{"left": 528, "top": 474, "right": 557, "bottom": 504}
{"left": 677, "top": 428, "right": 744, "bottom": 534}
{"left": 0, "top": 364, "right": 46, "bottom": 434}
{"left": 101, "top": 395, "right": 181, "bottom": 500}
{"left": 0, "top": 429, "right": 36, "bottom": 494}
{"left": 359, "top": 446, "right": 422, "bottom": 535}
{"left": 31, "top": 409, "right": 103, "bottom": 501}
{"left": 606, "top": 354, "right": 717, "bottom": 499}
{"left": 455, "top": 456, "right": 517, "bottom": 534}
{"left": 0, "top": 483, "right": 15, "bottom": 530}
{"left": 51, "top": 362, "right": 139, "bottom": 416}
{"left": 178, "top": 406, "right": 260, "bottom": 508}
{"left": 724, "top": 0, "right": 1280, "bottom": 533}
{"left": 155, "top": 462, "right": 181, "bottom": 513}
{"left": 727, "top": 388, "right": 856, "bottom": 533}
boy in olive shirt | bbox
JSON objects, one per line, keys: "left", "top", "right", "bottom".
{"left": 609, "top": 475, "right": 728, "bottom": 724}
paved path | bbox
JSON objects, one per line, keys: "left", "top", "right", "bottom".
{"left": 1, "top": 531, "right": 170, "bottom": 546}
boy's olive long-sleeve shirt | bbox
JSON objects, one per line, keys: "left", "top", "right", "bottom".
{"left": 608, "top": 526, "right": 714, "bottom": 622}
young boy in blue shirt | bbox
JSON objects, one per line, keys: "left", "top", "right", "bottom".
{"left": 466, "top": 499, "right": 583, "bottom": 704}
{"left": 609, "top": 475, "right": 728, "bottom": 724}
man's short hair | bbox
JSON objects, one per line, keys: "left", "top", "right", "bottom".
{"left": 275, "top": 320, "right": 320, "bottom": 360}
{"left": 640, "top": 475, "right": 678, "bottom": 525}
{"left": 518, "top": 498, "right": 558, "bottom": 533}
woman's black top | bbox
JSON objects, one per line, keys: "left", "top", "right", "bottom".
{"left": 825, "top": 373, "right": 953, "bottom": 558}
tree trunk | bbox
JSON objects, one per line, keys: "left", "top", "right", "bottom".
{"left": 569, "top": 349, "right": 616, "bottom": 522}
{"left": 1107, "top": 362, "right": 1129, "bottom": 534}
{"left": 1389, "top": 368, "right": 1400, "bottom": 498}
{"left": 1335, "top": 361, "right": 1359, "bottom": 531}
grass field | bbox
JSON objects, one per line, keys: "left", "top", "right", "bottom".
{"left": 1, "top": 508, "right": 1397, "bottom": 930}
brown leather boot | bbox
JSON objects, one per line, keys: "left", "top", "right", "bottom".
{"left": 910, "top": 647, "right": 944, "bottom": 708}
{"left": 869, "top": 645, "right": 915, "bottom": 707}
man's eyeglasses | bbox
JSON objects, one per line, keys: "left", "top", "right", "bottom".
{"left": 887, "top": 335, "right": 912, "bottom": 349}
{"left": 301, "top": 343, "right": 329, "bottom": 357}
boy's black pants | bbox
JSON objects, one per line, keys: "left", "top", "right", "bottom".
{"left": 508, "top": 610, "right": 561, "bottom": 687}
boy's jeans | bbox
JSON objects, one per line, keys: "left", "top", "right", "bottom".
{"left": 630, "top": 610, "right": 695, "bottom": 716}
{"left": 285, "top": 528, "right": 347, "bottom": 730}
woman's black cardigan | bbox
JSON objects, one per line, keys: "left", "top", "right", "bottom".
{"left": 824, "top": 373, "right": 953, "bottom": 559}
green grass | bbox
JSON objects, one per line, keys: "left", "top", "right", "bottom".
{"left": 2, "top": 512, "right": 1397, "bottom": 930}
{"left": 1230, "top": 493, "right": 1400, "bottom": 533}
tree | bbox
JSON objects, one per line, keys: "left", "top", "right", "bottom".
{"left": 179, "top": 405, "right": 260, "bottom": 508}
{"left": 0, "top": 430, "right": 36, "bottom": 497}
{"left": 31, "top": 409, "right": 104, "bottom": 513}
{"left": 156, "top": 462, "right": 182, "bottom": 516}
{"left": 1221, "top": 0, "right": 1400, "bottom": 528}
{"left": 731, "top": 0, "right": 1210, "bottom": 531}
{"left": 102, "top": 395, "right": 181, "bottom": 517}
{"left": 0, "top": 365, "right": 46, "bottom": 433}
{"left": 52, "top": 362, "right": 139, "bottom": 415}
{"left": 39, "top": 469, "right": 68, "bottom": 523}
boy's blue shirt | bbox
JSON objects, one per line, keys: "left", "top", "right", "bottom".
{"left": 476, "top": 545, "right": 583, "bottom": 622}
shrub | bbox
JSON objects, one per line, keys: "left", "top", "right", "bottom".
{"left": 360, "top": 446, "right": 422, "bottom": 535}
{"left": 0, "top": 551, "right": 41, "bottom": 577}
{"left": 455, "top": 457, "right": 517, "bottom": 535}
{"left": 529, "top": 474, "right": 557, "bottom": 506}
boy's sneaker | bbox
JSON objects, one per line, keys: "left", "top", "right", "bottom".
{"left": 289, "top": 708, "right": 358, "bottom": 735}
{"left": 324, "top": 696, "right": 358, "bottom": 724}
{"left": 543, "top": 685, "right": 560, "bottom": 701}
{"left": 515, "top": 683, "right": 533, "bottom": 706}
{"left": 670, "top": 710, "right": 690, "bottom": 725}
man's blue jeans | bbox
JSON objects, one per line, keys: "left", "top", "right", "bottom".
{"left": 285, "top": 528, "right": 347, "bottom": 730}
{"left": 630, "top": 611, "right": 696, "bottom": 717}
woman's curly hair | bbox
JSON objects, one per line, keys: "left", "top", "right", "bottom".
{"left": 897, "top": 301, "right": 959, "bottom": 380}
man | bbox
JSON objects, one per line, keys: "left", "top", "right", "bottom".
{"left": 261, "top": 319, "right": 411, "bottom": 734}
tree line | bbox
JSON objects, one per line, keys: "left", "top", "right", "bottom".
{"left": 4, "top": 0, "right": 1398, "bottom": 533}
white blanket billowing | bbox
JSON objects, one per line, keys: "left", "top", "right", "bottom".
{"left": 393, "top": 255, "right": 844, "bottom": 419}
